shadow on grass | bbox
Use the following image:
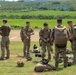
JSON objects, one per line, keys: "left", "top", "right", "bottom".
{"left": 17, "top": 55, "right": 24, "bottom": 58}
{"left": 32, "top": 60, "right": 40, "bottom": 64}
{"left": 56, "top": 67, "right": 63, "bottom": 71}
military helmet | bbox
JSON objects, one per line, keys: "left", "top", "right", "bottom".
{"left": 41, "top": 59, "right": 49, "bottom": 64}
{"left": 27, "top": 57, "right": 32, "bottom": 61}
{"left": 33, "top": 44, "right": 37, "bottom": 49}
{"left": 17, "top": 61, "right": 24, "bottom": 67}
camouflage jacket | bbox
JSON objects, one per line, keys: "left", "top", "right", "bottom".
{"left": 39, "top": 28, "right": 51, "bottom": 42}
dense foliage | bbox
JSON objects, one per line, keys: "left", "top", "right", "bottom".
{"left": 0, "top": 1, "right": 76, "bottom": 11}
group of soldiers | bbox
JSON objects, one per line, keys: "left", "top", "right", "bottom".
{"left": 0, "top": 19, "right": 76, "bottom": 70}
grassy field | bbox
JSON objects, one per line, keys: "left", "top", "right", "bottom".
{"left": 0, "top": 19, "right": 76, "bottom": 28}
{"left": 0, "top": 10, "right": 76, "bottom": 75}
{"left": 0, "top": 30, "right": 75, "bottom": 75}
{"left": 0, "top": 41, "right": 75, "bottom": 75}
{"left": 0, "top": 10, "right": 76, "bottom": 16}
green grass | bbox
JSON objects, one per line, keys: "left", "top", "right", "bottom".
{"left": 0, "top": 41, "right": 75, "bottom": 75}
{"left": 0, "top": 19, "right": 76, "bottom": 28}
{"left": 0, "top": 10, "right": 76, "bottom": 16}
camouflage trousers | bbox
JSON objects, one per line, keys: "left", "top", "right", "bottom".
{"left": 55, "top": 45, "right": 67, "bottom": 68}
{"left": 1, "top": 36, "right": 10, "bottom": 59}
{"left": 72, "top": 41, "right": 76, "bottom": 64}
{"left": 23, "top": 39, "right": 30, "bottom": 57}
{"left": 42, "top": 41, "right": 52, "bottom": 60}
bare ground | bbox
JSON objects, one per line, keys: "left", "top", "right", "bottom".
{"left": 10, "top": 29, "right": 39, "bottom": 41}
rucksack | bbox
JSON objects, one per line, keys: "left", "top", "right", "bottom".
{"left": 34, "top": 63, "right": 56, "bottom": 72}
{"left": 34, "top": 63, "right": 46, "bottom": 72}
{"left": 20, "top": 27, "right": 25, "bottom": 42}
{"left": 54, "top": 26, "right": 68, "bottom": 44}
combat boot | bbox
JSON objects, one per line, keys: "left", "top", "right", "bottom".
{"left": 0, "top": 57, "right": 4, "bottom": 60}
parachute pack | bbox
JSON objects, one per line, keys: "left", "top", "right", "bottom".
{"left": 54, "top": 26, "right": 68, "bottom": 44}
{"left": 34, "top": 63, "right": 56, "bottom": 72}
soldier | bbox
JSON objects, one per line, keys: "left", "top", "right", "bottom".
{"left": 39, "top": 23, "right": 52, "bottom": 61}
{"left": 0, "top": 19, "right": 11, "bottom": 60}
{"left": 22, "top": 22, "right": 34, "bottom": 59}
{"left": 67, "top": 20, "right": 76, "bottom": 64}
{"left": 52, "top": 19, "right": 69, "bottom": 69}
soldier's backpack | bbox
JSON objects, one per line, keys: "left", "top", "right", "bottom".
{"left": 54, "top": 26, "right": 68, "bottom": 44}
{"left": 34, "top": 63, "right": 56, "bottom": 72}
{"left": 72, "top": 25, "right": 76, "bottom": 40}
{"left": 34, "top": 63, "right": 46, "bottom": 72}
{"left": 20, "top": 27, "right": 25, "bottom": 42}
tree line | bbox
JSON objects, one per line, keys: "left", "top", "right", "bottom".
{"left": 0, "top": 1, "right": 76, "bottom": 11}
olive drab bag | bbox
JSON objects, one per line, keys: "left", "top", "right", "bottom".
{"left": 20, "top": 27, "right": 25, "bottom": 42}
{"left": 54, "top": 26, "right": 68, "bottom": 44}
{"left": 34, "top": 63, "right": 56, "bottom": 72}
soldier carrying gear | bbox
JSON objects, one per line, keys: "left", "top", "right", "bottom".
{"left": 39, "top": 23, "right": 53, "bottom": 61}
{"left": 52, "top": 18, "right": 69, "bottom": 69}
{"left": 21, "top": 21, "right": 34, "bottom": 60}
{"left": 67, "top": 20, "right": 76, "bottom": 64}
{"left": 0, "top": 19, "right": 11, "bottom": 60}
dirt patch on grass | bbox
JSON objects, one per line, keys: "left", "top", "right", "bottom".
{"left": 14, "top": 59, "right": 26, "bottom": 63}
{"left": 10, "top": 54, "right": 17, "bottom": 57}
{"left": 10, "top": 29, "right": 39, "bottom": 41}
{"left": 30, "top": 72, "right": 40, "bottom": 75}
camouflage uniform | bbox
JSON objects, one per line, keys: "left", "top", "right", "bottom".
{"left": 52, "top": 25, "right": 69, "bottom": 68}
{"left": 0, "top": 24, "right": 11, "bottom": 59}
{"left": 39, "top": 28, "right": 52, "bottom": 60}
{"left": 22, "top": 26, "right": 34, "bottom": 57}
{"left": 69, "top": 26, "right": 76, "bottom": 63}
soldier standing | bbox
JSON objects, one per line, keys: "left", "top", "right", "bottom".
{"left": 22, "top": 22, "right": 34, "bottom": 59}
{"left": 52, "top": 19, "right": 69, "bottom": 69}
{"left": 67, "top": 20, "right": 76, "bottom": 64}
{"left": 39, "top": 23, "right": 52, "bottom": 61}
{"left": 0, "top": 19, "right": 11, "bottom": 60}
